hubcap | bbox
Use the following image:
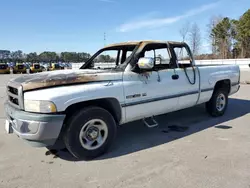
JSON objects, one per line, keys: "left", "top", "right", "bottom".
{"left": 216, "top": 93, "right": 226, "bottom": 112}
{"left": 79, "top": 119, "right": 108, "bottom": 150}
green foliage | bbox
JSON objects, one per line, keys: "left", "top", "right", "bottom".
{"left": 236, "top": 9, "right": 250, "bottom": 57}
{"left": 96, "top": 54, "right": 115, "bottom": 62}
{"left": 60, "top": 52, "right": 91, "bottom": 62}
{"left": 210, "top": 9, "right": 250, "bottom": 58}
{"left": 39, "top": 52, "right": 57, "bottom": 62}
{"left": 26, "top": 52, "right": 38, "bottom": 62}
{"left": 0, "top": 50, "right": 92, "bottom": 63}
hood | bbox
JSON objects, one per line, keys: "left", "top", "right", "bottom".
{"left": 10, "top": 69, "right": 120, "bottom": 91}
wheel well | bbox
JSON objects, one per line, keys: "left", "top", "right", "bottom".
{"left": 63, "top": 98, "right": 122, "bottom": 125}
{"left": 214, "top": 79, "right": 231, "bottom": 94}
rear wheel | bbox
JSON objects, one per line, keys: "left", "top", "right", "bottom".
{"left": 64, "top": 106, "right": 117, "bottom": 160}
{"left": 206, "top": 89, "right": 228, "bottom": 117}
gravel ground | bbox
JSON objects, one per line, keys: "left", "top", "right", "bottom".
{"left": 0, "top": 72, "right": 250, "bottom": 188}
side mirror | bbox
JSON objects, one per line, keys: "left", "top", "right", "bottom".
{"left": 137, "top": 57, "right": 154, "bottom": 70}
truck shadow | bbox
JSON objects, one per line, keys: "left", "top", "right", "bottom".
{"left": 54, "top": 98, "right": 250, "bottom": 161}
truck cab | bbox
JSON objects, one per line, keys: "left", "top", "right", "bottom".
{"left": 49, "top": 63, "right": 61, "bottom": 71}
{"left": 13, "top": 63, "right": 26, "bottom": 74}
{"left": 0, "top": 63, "right": 10, "bottom": 74}
{"left": 30, "top": 63, "right": 42, "bottom": 73}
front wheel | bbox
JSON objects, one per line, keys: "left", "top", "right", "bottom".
{"left": 206, "top": 89, "right": 228, "bottom": 117}
{"left": 64, "top": 106, "right": 117, "bottom": 160}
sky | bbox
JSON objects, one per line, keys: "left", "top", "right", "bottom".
{"left": 0, "top": 0, "right": 249, "bottom": 54}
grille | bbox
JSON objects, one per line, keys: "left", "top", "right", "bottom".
{"left": 8, "top": 86, "right": 18, "bottom": 95}
{"left": 0, "top": 65, "right": 7, "bottom": 69}
{"left": 17, "top": 65, "right": 24, "bottom": 69}
{"left": 34, "top": 65, "right": 40, "bottom": 69}
{"left": 7, "top": 83, "right": 23, "bottom": 109}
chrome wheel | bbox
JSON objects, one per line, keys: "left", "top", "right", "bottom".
{"left": 79, "top": 119, "right": 108, "bottom": 150}
{"left": 216, "top": 93, "right": 226, "bottom": 112}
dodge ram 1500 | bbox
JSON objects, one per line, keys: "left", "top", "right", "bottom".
{"left": 4, "top": 40, "right": 240, "bottom": 159}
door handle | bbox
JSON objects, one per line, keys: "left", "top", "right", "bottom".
{"left": 172, "top": 74, "right": 179, "bottom": 80}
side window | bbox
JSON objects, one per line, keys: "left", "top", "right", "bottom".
{"left": 145, "top": 48, "right": 170, "bottom": 65}
{"left": 93, "top": 50, "right": 118, "bottom": 69}
{"left": 173, "top": 46, "right": 192, "bottom": 68}
{"left": 143, "top": 46, "right": 172, "bottom": 70}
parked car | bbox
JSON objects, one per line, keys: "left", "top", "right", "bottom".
{"left": 30, "top": 63, "right": 43, "bottom": 73}
{"left": 39, "top": 62, "right": 49, "bottom": 71}
{"left": 4, "top": 40, "right": 240, "bottom": 160}
{"left": 0, "top": 63, "right": 10, "bottom": 74}
{"left": 65, "top": 62, "right": 72, "bottom": 69}
{"left": 49, "top": 63, "right": 61, "bottom": 71}
{"left": 13, "top": 63, "right": 26, "bottom": 74}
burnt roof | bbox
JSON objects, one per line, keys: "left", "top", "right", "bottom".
{"left": 103, "top": 40, "right": 186, "bottom": 49}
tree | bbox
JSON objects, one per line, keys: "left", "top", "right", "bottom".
{"left": 78, "top": 52, "right": 91, "bottom": 62}
{"left": 39, "top": 51, "right": 57, "bottom": 62}
{"left": 211, "top": 17, "right": 233, "bottom": 59}
{"left": 230, "top": 19, "right": 239, "bottom": 58}
{"left": 207, "top": 16, "right": 223, "bottom": 56}
{"left": 61, "top": 52, "right": 79, "bottom": 62}
{"left": 26, "top": 52, "right": 38, "bottom": 62}
{"left": 179, "top": 21, "right": 190, "bottom": 42}
{"left": 0, "top": 50, "right": 10, "bottom": 60}
{"left": 189, "top": 23, "right": 201, "bottom": 56}
{"left": 10, "top": 50, "right": 23, "bottom": 61}
{"left": 236, "top": 9, "right": 250, "bottom": 58}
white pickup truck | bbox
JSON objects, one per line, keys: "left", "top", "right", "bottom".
{"left": 4, "top": 40, "right": 240, "bottom": 159}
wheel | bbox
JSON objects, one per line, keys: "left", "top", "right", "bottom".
{"left": 206, "top": 89, "right": 228, "bottom": 117}
{"left": 64, "top": 106, "right": 117, "bottom": 160}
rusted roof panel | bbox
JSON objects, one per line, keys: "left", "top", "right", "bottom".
{"left": 103, "top": 40, "right": 185, "bottom": 49}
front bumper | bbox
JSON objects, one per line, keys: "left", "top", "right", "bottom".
{"left": 4, "top": 102, "right": 65, "bottom": 147}
{"left": 31, "top": 68, "right": 42, "bottom": 73}
{"left": 0, "top": 69, "right": 10, "bottom": 74}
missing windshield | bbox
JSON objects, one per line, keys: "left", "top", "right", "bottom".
{"left": 80, "top": 45, "right": 138, "bottom": 70}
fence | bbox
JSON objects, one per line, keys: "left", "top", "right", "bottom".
{"left": 71, "top": 59, "right": 250, "bottom": 70}
{"left": 194, "top": 58, "right": 250, "bottom": 69}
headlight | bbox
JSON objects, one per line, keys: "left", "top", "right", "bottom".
{"left": 24, "top": 100, "right": 57, "bottom": 113}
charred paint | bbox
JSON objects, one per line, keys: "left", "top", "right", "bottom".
{"left": 11, "top": 70, "right": 116, "bottom": 91}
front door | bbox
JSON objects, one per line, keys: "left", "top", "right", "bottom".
{"left": 122, "top": 43, "right": 180, "bottom": 123}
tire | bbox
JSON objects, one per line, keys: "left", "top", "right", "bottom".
{"left": 206, "top": 89, "right": 228, "bottom": 117}
{"left": 64, "top": 106, "right": 117, "bottom": 160}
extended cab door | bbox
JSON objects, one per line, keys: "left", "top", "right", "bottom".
{"left": 122, "top": 43, "right": 180, "bottom": 123}
{"left": 171, "top": 44, "right": 199, "bottom": 110}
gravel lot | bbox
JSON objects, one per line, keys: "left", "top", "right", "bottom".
{"left": 0, "top": 72, "right": 250, "bottom": 188}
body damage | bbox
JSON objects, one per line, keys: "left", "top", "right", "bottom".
{"left": 10, "top": 69, "right": 122, "bottom": 91}
{"left": 23, "top": 71, "right": 124, "bottom": 114}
